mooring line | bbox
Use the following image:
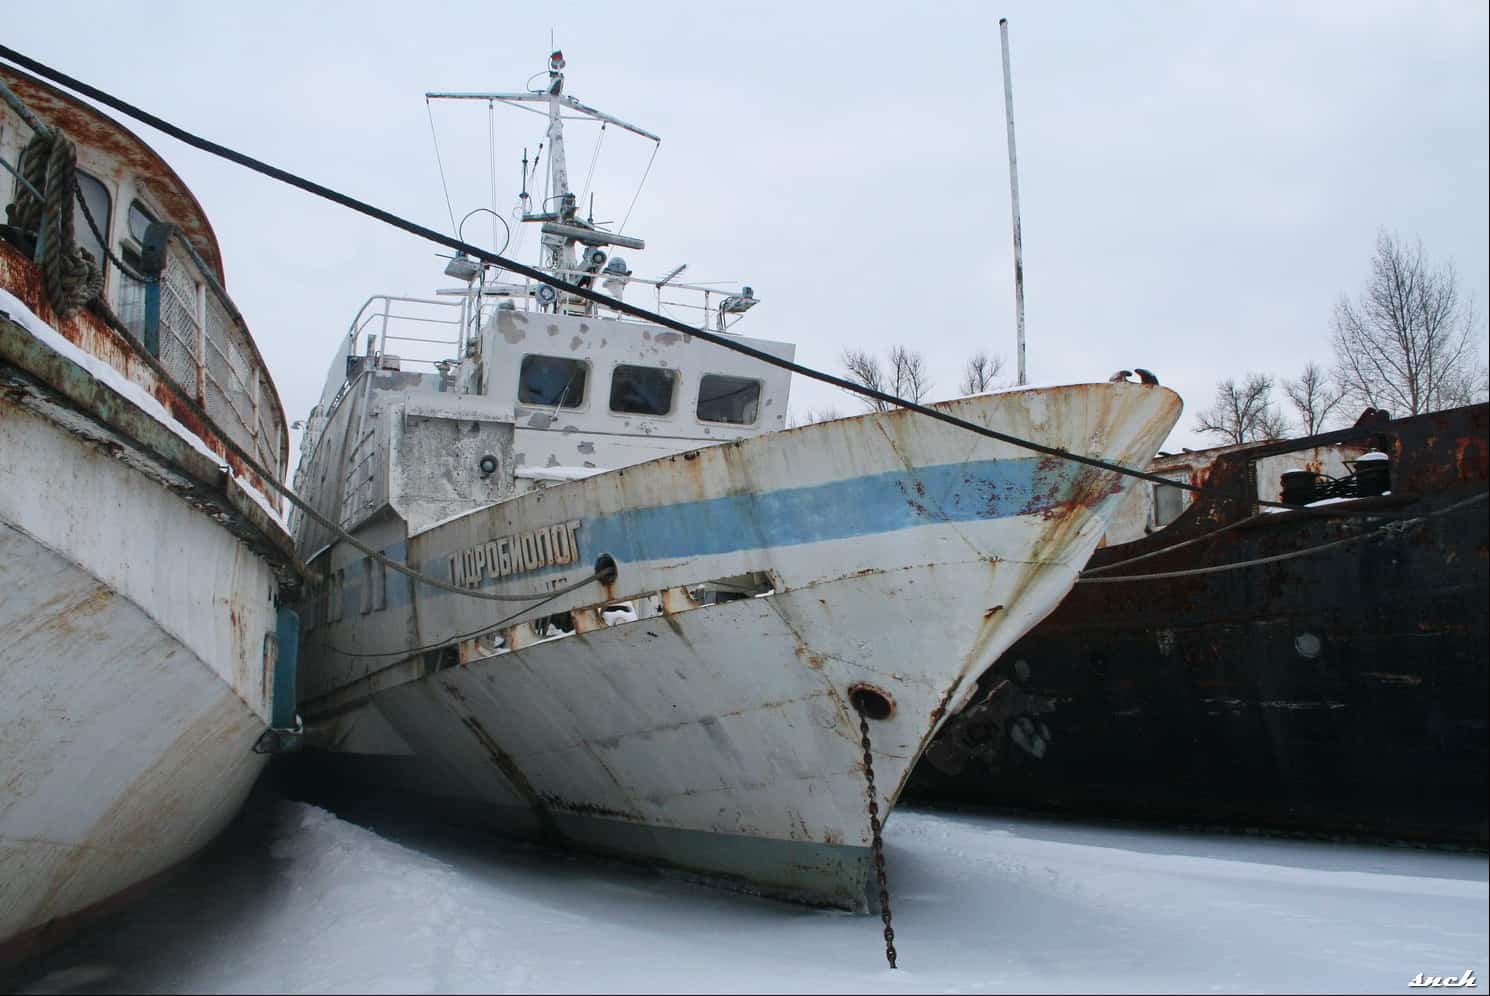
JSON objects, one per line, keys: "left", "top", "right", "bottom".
{"left": 0, "top": 43, "right": 1396, "bottom": 518}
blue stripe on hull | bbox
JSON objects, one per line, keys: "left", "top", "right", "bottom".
{"left": 319, "top": 456, "right": 1094, "bottom": 621}
{"left": 580, "top": 455, "right": 1083, "bottom": 565}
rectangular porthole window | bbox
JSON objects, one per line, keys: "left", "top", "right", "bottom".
{"left": 610, "top": 364, "right": 677, "bottom": 416}
{"left": 126, "top": 200, "right": 157, "bottom": 244}
{"left": 118, "top": 200, "right": 157, "bottom": 338}
{"left": 1149, "top": 475, "right": 1191, "bottom": 530}
{"left": 518, "top": 355, "right": 587, "bottom": 407}
{"left": 697, "top": 374, "right": 761, "bottom": 425}
{"left": 73, "top": 171, "right": 112, "bottom": 278}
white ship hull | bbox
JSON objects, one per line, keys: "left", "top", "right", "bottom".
{"left": 302, "top": 383, "right": 1182, "bottom": 908}
{"left": 1, "top": 65, "right": 297, "bottom": 954}
{"left": 0, "top": 315, "right": 288, "bottom": 953}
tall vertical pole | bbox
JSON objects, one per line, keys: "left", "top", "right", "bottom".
{"left": 999, "top": 17, "right": 1027, "bottom": 386}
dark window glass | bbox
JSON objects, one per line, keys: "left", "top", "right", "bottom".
{"left": 73, "top": 171, "right": 111, "bottom": 275}
{"left": 118, "top": 247, "right": 148, "bottom": 337}
{"left": 609, "top": 364, "right": 676, "bottom": 416}
{"left": 697, "top": 374, "right": 760, "bottom": 425}
{"left": 118, "top": 201, "right": 158, "bottom": 338}
{"left": 519, "top": 355, "right": 587, "bottom": 407}
{"left": 127, "top": 200, "right": 157, "bottom": 244}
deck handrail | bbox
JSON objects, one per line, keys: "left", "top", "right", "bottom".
{"left": 141, "top": 223, "right": 289, "bottom": 495}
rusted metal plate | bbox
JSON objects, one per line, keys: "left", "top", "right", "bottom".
{"left": 1102, "top": 438, "right": 1378, "bottom": 546}
{"left": 0, "top": 273, "right": 287, "bottom": 526}
{"left": 910, "top": 403, "right": 1489, "bottom": 847}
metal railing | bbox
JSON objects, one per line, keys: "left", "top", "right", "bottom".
{"left": 294, "top": 295, "right": 468, "bottom": 497}
{"left": 448, "top": 266, "right": 760, "bottom": 334}
{"left": 324, "top": 295, "right": 468, "bottom": 409}
{"left": 352, "top": 294, "right": 468, "bottom": 365}
{"left": 142, "top": 224, "right": 288, "bottom": 494}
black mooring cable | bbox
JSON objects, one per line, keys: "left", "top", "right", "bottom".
{"left": 0, "top": 44, "right": 1386, "bottom": 514}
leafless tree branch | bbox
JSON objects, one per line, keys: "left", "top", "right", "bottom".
{"left": 889, "top": 345, "right": 933, "bottom": 404}
{"left": 1283, "top": 361, "right": 1347, "bottom": 436}
{"left": 958, "top": 351, "right": 1007, "bottom": 395}
{"left": 1331, "top": 230, "right": 1486, "bottom": 416}
{"left": 787, "top": 406, "right": 844, "bottom": 427}
{"left": 1194, "top": 373, "right": 1289, "bottom": 445}
{"left": 840, "top": 346, "right": 932, "bottom": 411}
{"left": 840, "top": 348, "right": 894, "bottom": 412}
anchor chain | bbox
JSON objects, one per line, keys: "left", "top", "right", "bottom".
{"left": 856, "top": 706, "right": 897, "bottom": 969}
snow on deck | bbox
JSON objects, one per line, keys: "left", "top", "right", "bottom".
{"left": 0, "top": 288, "right": 287, "bottom": 527}
{"left": 9, "top": 788, "right": 1485, "bottom": 995}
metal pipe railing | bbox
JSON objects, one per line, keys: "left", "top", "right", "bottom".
{"left": 142, "top": 229, "right": 289, "bottom": 484}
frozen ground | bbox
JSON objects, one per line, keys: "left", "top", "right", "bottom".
{"left": 7, "top": 781, "right": 1485, "bottom": 995}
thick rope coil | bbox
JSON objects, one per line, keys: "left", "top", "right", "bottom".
{"left": 7, "top": 131, "right": 48, "bottom": 232}
{"left": 9, "top": 128, "right": 103, "bottom": 318}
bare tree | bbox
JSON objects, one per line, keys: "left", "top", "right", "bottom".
{"left": 889, "top": 346, "right": 933, "bottom": 404}
{"left": 1282, "top": 362, "right": 1346, "bottom": 436}
{"left": 959, "top": 351, "right": 1007, "bottom": 395}
{"left": 840, "top": 348, "right": 893, "bottom": 412}
{"left": 788, "top": 406, "right": 843, "bottom": 427}
{"left": 1456, "top": 364, "right": 1490, "bottom": 405}
{"left": 1331, "top": 231, "right": 1485, "bottom": 416}
{"left": 1195, "top": 373, "right": 1290, "bottom": 445}
{"left": 840, "top": 346, "right": 933, "bottom": 411}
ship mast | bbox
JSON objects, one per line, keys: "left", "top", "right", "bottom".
{"left": 542, "top": 50, "right": 576, "bottom": 276}
{"left": 427, "top": 51, "right": 656, "bottom": 289}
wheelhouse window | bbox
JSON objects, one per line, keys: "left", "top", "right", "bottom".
{"left": 609, "top": 364, "right": 677, "bottom": 416}
{"left": 697, "top": 374, "right": 761, "bottom": 425}
{"left": 118, "top": 200, "right": 157, "bottom": 338}
{"left": 72, "top": 171, "right": 111, "bottom": 277}
{"left": 518, "top": 355, "right": 587, "bottom": 408}
{"left": 126, "top": 200, "right": 155, "bottom": 244}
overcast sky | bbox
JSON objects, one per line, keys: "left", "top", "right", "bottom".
{"left": 9, "top": 1, "right": 1488, "bottom": 456}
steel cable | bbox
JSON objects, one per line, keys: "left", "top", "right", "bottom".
{"left": 1078, "top": 499, "right": 1409, "bottom": 578}
{"left": 1077, "top": 490, "right": 1487, "bottom": 584}
{"left": 0, "top": 44, "right": 1402, "bottom": 518}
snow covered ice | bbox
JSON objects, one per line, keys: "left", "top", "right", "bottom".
{"left": 8, "top": 780, "right": 1485, "bottom": 995}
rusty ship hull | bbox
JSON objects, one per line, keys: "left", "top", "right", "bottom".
{"left": 295, "top": 384, "right": 1183, "bottom": 909}
{"left": 286, "top": 51, "right": 1185, "bottom": 908}
{"left": 0, "top": 287, "right": 292, "bottom": 955}
{"left": 909, "top": 404, "right": 1489, "bottom": 847}
{"left": 1, "top": 65, "right": 297, "bottom": 955}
